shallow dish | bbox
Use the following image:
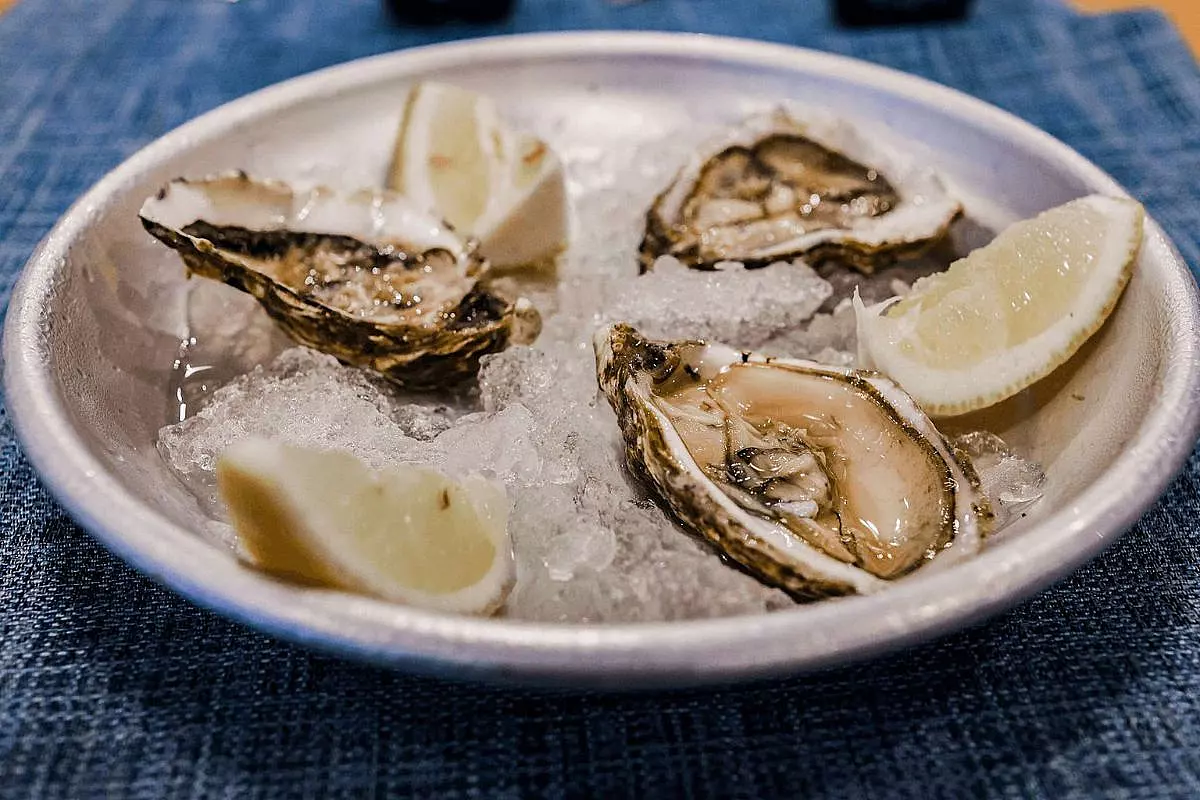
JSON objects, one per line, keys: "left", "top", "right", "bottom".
{"left": 5, "top": 32, "right": 1200, "bottom": 688}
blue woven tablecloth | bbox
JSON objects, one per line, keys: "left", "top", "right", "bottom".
{"left": 3, "top": 0, "right": 1200, "bottom": 796}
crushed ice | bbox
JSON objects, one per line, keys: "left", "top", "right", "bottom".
{"left": 156, "top": 112, "right": 1042, "bottom": 622}
{"left": 955, "top": 431, "right": 1047, "bottom": 528}
{"left": 607, "top": 256, "right": 832, "bottom": 348}
{"left": 160, "top": 343, "right": 795, "bottom": 621}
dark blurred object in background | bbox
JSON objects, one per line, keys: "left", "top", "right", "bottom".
{"left": 835, "top": 0, "right": 973, "bottom": 27}
{"left": 385, "top": 0, "right": 516, "bottom": 25}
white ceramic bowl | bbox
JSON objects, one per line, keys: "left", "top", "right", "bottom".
{"left": 5, "top": 33, "right": 1199, "bottom": 688}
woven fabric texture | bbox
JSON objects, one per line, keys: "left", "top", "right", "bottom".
{"left": 2, "top": 0, "right": 1200, "bottom": 797}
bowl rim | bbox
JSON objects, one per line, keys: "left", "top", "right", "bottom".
{"left": 6, "top": 31, "right": 1200, "bottom": 688}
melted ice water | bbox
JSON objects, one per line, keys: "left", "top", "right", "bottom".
{"left": 157, "top": 109, "right": 1043, "bottom": 622}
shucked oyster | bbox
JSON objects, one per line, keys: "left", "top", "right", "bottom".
{"left": 641, "top": 109, "right": 962, "bottom": 273}
{"left": 140, "top": 173, "right": 541, "bottom": 389}
{"left": 595, "top": 323, "right": 990, "bottom": 599}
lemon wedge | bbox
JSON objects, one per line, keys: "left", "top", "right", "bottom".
{"left": 856, "top": 194, "right": 1144, "bottom": 416}
{"left": 388, "top": 81, "right": 567, "bottom": 270}
{"left": 216, "top": 439, "right": 514, "bottom": 615}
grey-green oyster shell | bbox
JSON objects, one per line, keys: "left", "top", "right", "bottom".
{"left": 594, "top": 322, "right": 991, "bottom": 601}
{"left": 140, "top": 173, "right": 540, "bottom": 390}
{"left": 640, "top": 108, "right": 962, "bottom": 274}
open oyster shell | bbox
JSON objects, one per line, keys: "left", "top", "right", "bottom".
{"left": 140, "top": 173, "right": 541, "bottom": 390}
{"left": 640, "top": 108, "right": 963, "bottom": 273}
{"left": 595, "top": 323, "right": 991, "bottom": 600}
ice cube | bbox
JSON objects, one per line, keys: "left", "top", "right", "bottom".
{"left": 760, "top": 297, "right": 858, "bottom": 363}
{"left": 436, "top": 405, "right": 544, "bottom": 487}
{"left": 543, "top": 523, "right": 618, "bottom": 582}
{"left": 479, "top": 346, "right": 556, "bottom": 414}
{"left": 386, "top": 402, "right": 460, "bottom": 441}
{"left": 605, "top": 256, "right": 832, "bottom": 349}
{"left": 955, "top": 430, "right": 1047, "bottom": 526}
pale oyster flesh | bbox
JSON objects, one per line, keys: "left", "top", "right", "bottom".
{"left": 140, "top": 173, "right": 541, "bottom": 389}
{"left": 641, "top": 108, "right": 962, "bottom": 273}
{"left": 595, "top": 323, "right": 991, "bottom": 600}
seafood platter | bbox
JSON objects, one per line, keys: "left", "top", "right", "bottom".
{"left": 7, "top": 34, "right": 1198, "bottom": 686}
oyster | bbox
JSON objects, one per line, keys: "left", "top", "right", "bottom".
{"left": 140, "top": 173, "right": 541, "bottom": 389}
{"left": 595, "top": 323, "right": 990, "bottom": 599}
{"left": 640, "top": 109, "right": 962, "bottom": 273}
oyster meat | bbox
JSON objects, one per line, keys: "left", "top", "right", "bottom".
{"left": 595, "top": 323, "right": 991, "bottom": 599}
{"left": 641, "top": 108, "right": 962, "bottom": 273}
{"left": 140, "top": 173, "right": 541, "bottom": 389}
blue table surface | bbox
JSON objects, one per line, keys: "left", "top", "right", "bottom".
{"left": 3, "top": 0, "right": 1200, "bottom": 797}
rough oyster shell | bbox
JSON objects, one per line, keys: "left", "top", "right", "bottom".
{"left": 595, "top": 323, "right": 990, "bottom": 600}
{"left": 140, "top": 173, "right": 541, "bottom": 390}
{"left": 640, "top": 108, "right": 963, "bottom": 273}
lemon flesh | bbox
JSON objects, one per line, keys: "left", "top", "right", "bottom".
{"left": 389, "top": 81, "right": 567, "bottom": 270}
{"left": 856, "top": 194, "right": 1144, "bottom": 416}
{"left": 216, "top": 439, "right": 513, "bottom": 615}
